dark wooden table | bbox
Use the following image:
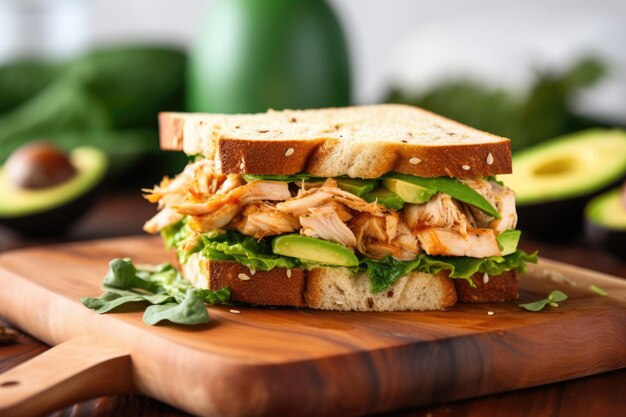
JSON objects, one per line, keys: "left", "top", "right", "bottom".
{"left": 1, "top": 192, "right": 624, "bottom": 417}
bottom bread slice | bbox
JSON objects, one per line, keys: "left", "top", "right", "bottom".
{"left": 181, "top": 254, "right": 517, "bottom": 311}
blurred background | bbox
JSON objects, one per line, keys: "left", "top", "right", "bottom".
{"left": 0, "top": 0, "right": 625, "bottom": 262}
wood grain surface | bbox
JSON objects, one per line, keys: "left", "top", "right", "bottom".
{"left": 0, "top": 236, "right": 624, "bottom": 417}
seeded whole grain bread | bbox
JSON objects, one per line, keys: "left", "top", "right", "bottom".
{"left": 159, "top": 104, "right": 512, "bottom": 179}
{"left": 181, "top": 254, "right": 518, "bottom": 311}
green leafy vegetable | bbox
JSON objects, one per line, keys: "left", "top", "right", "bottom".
{"left": 387, "top": 57, "right": 607, "bottom": 151}
{"left": 383, "top": 173, "right": 500, "bottom": 218}
{"left": 200, "top": 230, "right": 299, "bottom": 271}
{"left": 363, "top": 249, "right": 537, "bottom": 293}
{"left": 519, "top": 290, "right": 568, "bottom": 312}
{"left": 143, "top": 289, "right": 209, "bottom": 325}
{"left": 81, "top": 258, "right": 230, "bottom": 325}
{"left": 590, "top": 285, "right": 608, "bottom": 297}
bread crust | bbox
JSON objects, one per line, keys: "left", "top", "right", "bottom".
{"left": 198, "top": 260, "right": 307, "bottom": 307}
{"left": 454, "top": 270, "right": 519, "bottom": 303}
{"left": 159, "top": 105, "right": 512, "bottom": 178}
{"left": 183, "top": 257, "right": 517, "bottom": 310}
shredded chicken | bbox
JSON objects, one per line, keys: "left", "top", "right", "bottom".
{"left": 173, "top": 181, "right": 291, "bottom": 232}
{"left": 233, "top": 202, "right": 300, "bottom": 238}
{"left": 416, "top": 227, "right": 501, "bottom": 258}
{"left": 143, "top": 207, "right": 184, "bottom": 234}
{"left": 349, "top": 212, "right": 420, "bottom": 260}
{"left": 404, "top": 193, "right": 469, "bottom": 236}
{"left": 143, "top": 159, "right": 226, "bottom": 233}
{"left": 300, "top": 206, "right": 357, "bottom": 248}
{"left": 277, "top": 178, "right": 386, "bottom": 217}
{"left": 460, "top": 178, "right": 518, "bottom": 232}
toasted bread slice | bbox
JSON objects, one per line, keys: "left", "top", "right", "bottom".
{"left": 181, "top": 254, "right": 523, "bottom": 311}
{"left": 159, "top": 104, "right": 511, "bottom": 178}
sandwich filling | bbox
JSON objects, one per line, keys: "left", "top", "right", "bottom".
{"left": 144, "top": 158, "right": 535, "bottom": 293}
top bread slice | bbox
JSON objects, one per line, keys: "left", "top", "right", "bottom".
{"left": 159, "top": 104, "right": 512, "bottom": 178}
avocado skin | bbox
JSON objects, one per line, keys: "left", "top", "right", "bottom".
{"left": 585, "top": 220, "right": 626, "bottom": 258}
{"left": 0, "top": 183, "right": 101, "bottom": 236}
{"left": 517, "top": 176, "right": 625, "bottom": 239}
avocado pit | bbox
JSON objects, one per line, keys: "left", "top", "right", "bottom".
{"left": 6, "top": 142, "right": 77, "bottom": 189}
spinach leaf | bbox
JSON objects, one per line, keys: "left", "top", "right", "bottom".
{"left": 82, "top": 259, "right": 230, "bottom": 325}
{"left": 143, "top": 289, "right": 209, "bottom": 325}
{"left": 81, "top": 292, "right": 147, "bottom": 313}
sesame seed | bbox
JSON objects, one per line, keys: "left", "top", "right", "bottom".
{"left": 462, "top": 165, "right": 471, "bottom": 170}
{"left": 549, "top": 302, "right": 559, "bottom": 308}
{"left": 483, "top": 273, "right": 490, "bottom": 284}
{"left": 249, "top": 269, "right": 256, "bottom": 275}
{"left": 238, "top": 273, "right": 251, "bottom": 281}
{"left": 239, "top": 160, "right": 245, "bottom": 170}
{"left": 486, "top": 152, "right": 494, "bottom": 165}
{"left": 487, "top": 311, "right": 495, "bottom": 316}
{"left": 401, "top": 139, "right": 408, "bottom": 143}
{"left": 286, "top": 269, "right": 292, "bottom": 278}
{"left": 229, "top": 309, "right": 241, "bottom": 314}
{"left": 284, "top": 147, "right": 295, "bottom": 156}
{"left": 409, "top": 157, "right": 421, "bottom": 165}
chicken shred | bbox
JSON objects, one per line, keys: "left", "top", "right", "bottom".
{"left": 460, "top": 178, "right": 518, "bottom": 232}
{"left": 300, "top": 206, "right": 357, "bottom": 248}
{"left": 233, "top": 202, "right": 300, "bottom": 238}
{"left": 174, "top": 180, "right": 291, "bottom": 232}
{"left": 416, "top": 227, "right": 501, "bottom": 258}
{"left": 404, "top": 193, "right": 469, "bottom": 236}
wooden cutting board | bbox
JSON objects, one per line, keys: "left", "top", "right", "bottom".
{"left": 0, "top": 236, "right": 624, "bottom": 417}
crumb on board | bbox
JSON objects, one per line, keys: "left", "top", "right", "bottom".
{"left": 229, "top": 309, "right": 241, "bottom": 314}
{"left": 487, "top": 311, "right": 495, "bottom": 316}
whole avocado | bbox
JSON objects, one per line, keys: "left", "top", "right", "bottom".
{"left": 188, "top": 0, "right": 351, "bottom": 113}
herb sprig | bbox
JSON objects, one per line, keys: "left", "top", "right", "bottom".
{"left": 82, "top": 258, "right": 230, "bottom": 325}
{"left": 519, "top": 290, "right": 568, "bottom": 312}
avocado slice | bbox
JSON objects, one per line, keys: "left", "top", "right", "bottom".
{"left": 382, "top": 178, "right": 436, "bottom": 204}
{"left": 383, "top": 173, "right": 499, "bottom": 218}
{"left": 585, "top": 187, "right": 626, "bottom": 258}
{"left": 503, "top": 129, "right": 626, "bottom": 238}
{"left": 496, "top": 230, "right": 521, "bottom": 256}
{"left": 0, "top": 146, "right": 108, "bottom": 234}
{"left": 362, "top": 187, "right": 405, "bottom": 209}
{"left": 272, "top": 235, "right": 359, "bottom": 267}
{"left": 335, "top": 178, "right": 377, "bottom": 197}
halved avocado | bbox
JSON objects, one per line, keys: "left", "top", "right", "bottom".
{"left": 585, "top": 187, "right": 626, "bottom": 258}
{"left": 0, "top": 146, "right": 108, "bottom": 235}
{"left": 503, "top": 129, "right": 626, "bottom": 238}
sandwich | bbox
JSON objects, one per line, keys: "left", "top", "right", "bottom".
{"left": 143, "top": 104, "right": 536, "bottom": 311}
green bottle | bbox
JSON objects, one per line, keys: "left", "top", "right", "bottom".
{"left": 188, "top": 0, "right": 351, "bottom": 113}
